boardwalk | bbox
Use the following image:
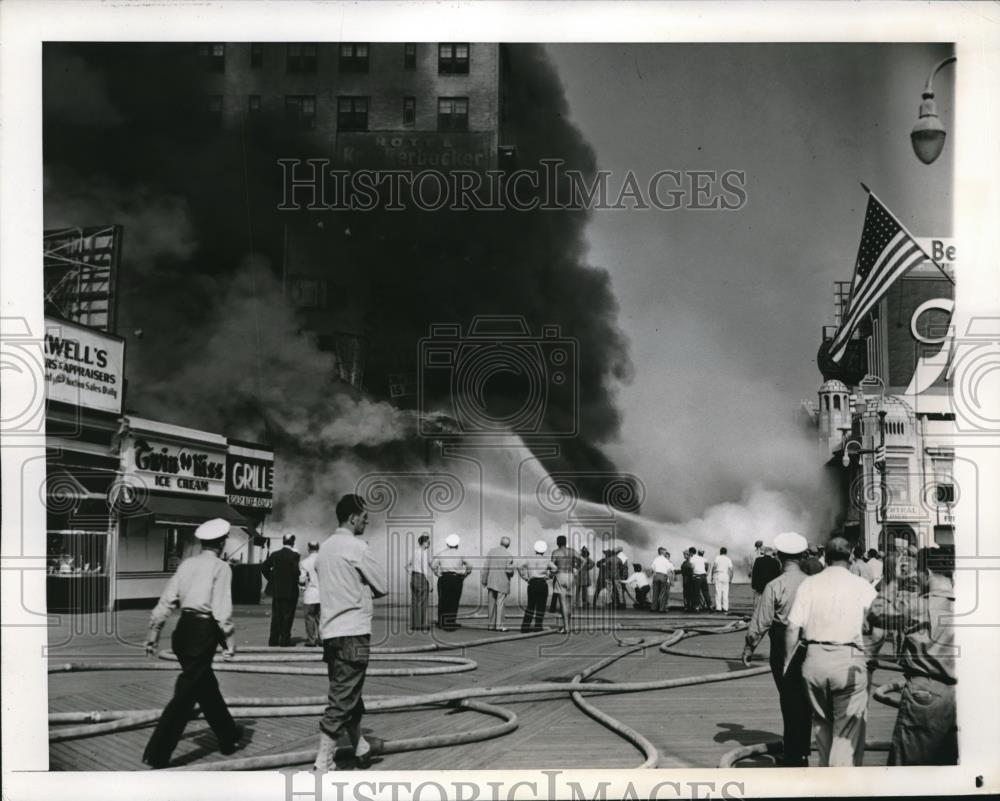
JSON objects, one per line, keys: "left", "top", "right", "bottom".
{"left": 47, "top": 587, "right": 899, "bottom": 771}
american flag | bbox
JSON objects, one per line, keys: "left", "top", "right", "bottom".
{"left": 828, "top": 191, "right": 932, "bottom": 363}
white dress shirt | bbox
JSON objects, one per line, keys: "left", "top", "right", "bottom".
{"left": 787, "top": 564, "right": 877, "bottom": 649}
{"left": 299, "top": 552, "right": 320, "bottom": 605}
{"left": 651, "top": 555, "right": 672, "bottom": 575}
{"left": 711, "top": 554, "right": 734, "bottom": 583}
{"left": 689, "top": 554, "right": 707, "bottom": 575}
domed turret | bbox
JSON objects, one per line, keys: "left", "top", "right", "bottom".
{"left": 818, "top": 379, "right": 851, "bottom": 446}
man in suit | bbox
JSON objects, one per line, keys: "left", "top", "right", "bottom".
{"left": 481, "top": 536, "right": 515, "bottom": 631}
{"left": 262, "top": 534, "right": 301, "bottom": 647}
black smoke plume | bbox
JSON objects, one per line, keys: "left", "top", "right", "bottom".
{"left": 43, "top": 43, "right": 632, "bottom": 522}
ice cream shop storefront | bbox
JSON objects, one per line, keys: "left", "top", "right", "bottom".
{"left": 113, "top": 416, "right": 250, "bottom": 608}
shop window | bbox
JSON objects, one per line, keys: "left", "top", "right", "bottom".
{"left": 164, "top": 526, "right": 198, "bottom": 573}
{"left": 47, "top": 532, "right": 109, "bottom": 576}
{"left": 438, "top": 43, "right": 469, "bottom": 74}
{"left": 403, "top": 96, "right": 416, "bottom": 126}
{"left": 285, "top": 95, "right": 317, "bottom": 130}
{"left": 437, "top": 97, "right": 468, "bottom": 131}
{"left": 287, "top": 44, "right": 318, "bottom": 73}
{"left": 404, "top": 43, "right": 417, "bottom": 69}
{"left": 198, "top": 43, "right": 226, "bottom": 72}
{"left": 339, "top": 43, "right": 369, "bottom": 73}
{"left": 250, "top": 43, "right": 264, "bottom": 68}
{"left": 338, "top": 96, "right": 368, "bottom": 131}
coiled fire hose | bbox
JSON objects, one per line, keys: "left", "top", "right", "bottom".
{"left": 50, "top": 616, "right": 891, "bottom": 770}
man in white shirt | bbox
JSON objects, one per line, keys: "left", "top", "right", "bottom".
{"left": 314, "top": 494, "right": 388, "bottom": 772}
{"left": 405, "top": 533, "right": 432, "bottom": 632}
{"left": 866, "top": 548, "right": 884, "bottom": 588}
{"left": 689, "top": 548, "right": 708, "bottom": 612}
{"left": 710, "top": 547, "right": 734, "bottom": 613}
{"left": 650, "top": 547, "right": 674, "bottom": 613}
{"left": 298, "top": 541, "right": 321, "bottom": 646}
{"left": 622, "top": 564, "right": 651, "bottom": 609}
{"left": 784, "top": 537, "right": 878, "bottom": 767}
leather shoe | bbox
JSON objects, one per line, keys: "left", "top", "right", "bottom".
{"left": 220, "top": 725, "right": 246, "bottom": 756}
{"left": 355, "top": 736, "right": 384, "bottom": 769}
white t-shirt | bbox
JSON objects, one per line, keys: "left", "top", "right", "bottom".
{"left": 651, "top": 555, "right": 672, "bottom": 574}
{"left": 712, "top": 554, "right": 734, "bottom": 583}
{"left": 787, "top": 564, "right": 878, "bottom": 649}
{"left": 689, "top": 554, "right": 707, "bottom": 575}
{"left": 625, "top": 571, "right": 650, "bottom": 589}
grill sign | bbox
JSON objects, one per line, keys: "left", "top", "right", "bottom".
{"left": 226, "top": 448, "right": 274, "bottom": 511}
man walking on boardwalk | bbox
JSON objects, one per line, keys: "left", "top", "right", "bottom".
{"left": 741, "top": 532, "right": 811, "bottom": 767}
{"left": 314, "top": 494, "right": 387, "bottom": 772}
{"left": 650, "top": 547, "right": 673, "bottom": 613}
{"left": 784, "top": 536, "right": 877, "bottom": 767}
{"left": 142, "top": 518, "right": 244, "bottom": 768}
{"left": 482, "top": 536, "right": 515, "bottom": 631}
{"left": 262, "top": 534, "right": 300, "bottom": 647}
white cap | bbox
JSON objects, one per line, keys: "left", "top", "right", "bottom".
{"left": 195, "top": 518, "right": 230, "bottom": 541}
{"left": 773, "top": 531, "right": 808, "bottom": 556}
{"left": 534, "top": 540, "right": 547, "bottom": 554}
{"left": 445, "top": 533, "right": 461, "bottom": 548}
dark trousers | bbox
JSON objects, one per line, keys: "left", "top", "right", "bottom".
{"left": 698, "top": 575, "right": 711, "bottom": 609}
{"left": 522, "top": 578, "right": 549, "bottom": 632}
{"left": 143, "top": 614, "right": 237, "bottom": 767}
{"left": 320, "top": 635, "right": 370, "bottom": 739}
{"left": 651, "top": 574, "right": 670, "bottom": 612}
{"left": 769, "top": 624, "right": 811, "bottom": 766}
{"left": 888, "top": 675, "right": 958, "bottom": 766}
{"left": 682, "top": 575, "right": 694, "bottom": 610}
{"left": 437, "top": 573, "right": 465, "bottom": 630}
{"left": 303, "top": 603, "right": 321, "bottom": 646}
{"left": 410, "top": 572, "right": 430, "bottom": 631}
{"left": 269, "top": 596, "right": 297, "bottom": 646}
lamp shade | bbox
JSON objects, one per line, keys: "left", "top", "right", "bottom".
{"left": 911, "top": 96, "right": 947, "bottom": 164}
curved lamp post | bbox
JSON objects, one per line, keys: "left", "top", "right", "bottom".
{"left": 911, "top": 55, "right": 956, "bottom": 165}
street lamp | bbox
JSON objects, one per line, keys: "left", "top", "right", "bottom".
{"left": 911, "top": 55, "right": 956, "bottom": 165}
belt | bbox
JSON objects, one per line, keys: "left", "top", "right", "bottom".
{"left": 440, "top": 572, "right": 465, "bottom": 576}
{"left": 181, "top": 609, "right": 214, "bottom": 620}
{"left": 805, "top": 639, "right": 859, "bottom": 648}
{"left": 528, "top": 576, "right": 548, "bottom": 582}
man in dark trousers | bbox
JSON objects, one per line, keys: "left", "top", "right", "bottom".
{"left": 142, "top": 518, "right": 244, "bottom": 768}
{"left": 751, "top": 544, "right": 782, "bottom": 608}
{"left": 262, "top": 534, "right": 301, "bottom": 646}
{"left": 741, "top": 532, "right": 812, "bottom": 767}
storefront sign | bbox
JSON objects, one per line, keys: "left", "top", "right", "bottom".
{"left": 226, "top": 442, "right": 275, "bottom": 511}
{"left": 884, "top": 504, "right": 923, "bottom": 521}
{"left": 336, "top": 131, "right": 495, "bottom": 171}
{"left": 122, "top": 427, "right": 226, "bottom": 498}
{"left": 44, "top": 317, "right": 125, "bottom": 414}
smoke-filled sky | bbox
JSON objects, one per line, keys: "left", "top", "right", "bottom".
{"left": 42, "top": 42, "right": 954, "bottom": 585}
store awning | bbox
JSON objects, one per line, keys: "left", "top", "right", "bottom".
{"left": 133, "top": 494, "right": 248, "bottom": 527}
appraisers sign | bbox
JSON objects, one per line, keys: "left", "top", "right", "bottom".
{"left": 44, "top": 316, "right": 125, "bottom": 414}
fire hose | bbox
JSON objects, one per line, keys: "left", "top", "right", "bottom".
{"left": 49, "top": 618, "right": 866, "bottom": 770}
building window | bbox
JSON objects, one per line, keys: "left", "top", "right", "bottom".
{"left": 885, "top": 457, "right": 910, "bottom": 504}
{"left": 339, "top": 43, "right": 369, "bottom": 73}
{"left": 404, "top": 43, "right": 417, "bottom": 69}
{"left": 935, "top": 483, "right": 955, "bottom": 505}
{"left": 285, "top": 95, "right": 316, "bottom": 129}
{"left": 338, "top": 96, "right": 368, "bottom": 131}
{"left": 250, "top": 43, "right": 264, "bottom": 68}
{"left": 248, "top": 95, "right": 262, "bottom": 114}
{"left": 833, "top": 395, "right": 841, "bottom": 411}
{"left": 203, "top": 94, "right": 223, "bottom": 126}
{"left": 198, "top": 43, "right": 226, "bottom": 72}
{"left": 287, "top": 44, "right": 318, "bottom": 73}
{"left": 437, "top": 97, "right": 468, "bottom": 131}
{"left": 164, "top": 526, "right": 198, "bottom": 572}
{"left": 403, "top": 97, "right": 416, "bottom": 126}
{"left": 288, "top": 277, "right": 328, "bottom": 309}
{"left": 438, "top": 43, "right": 469, "bottom": 74}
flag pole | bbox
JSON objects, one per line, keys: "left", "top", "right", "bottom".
{"left": 859, "top": 182, "right": 955, "bottom": 285}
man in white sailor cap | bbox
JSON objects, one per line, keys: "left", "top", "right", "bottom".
{"left": 431, "top": 533, "right": 472, "bottom": 631}
{"left": 517, "top": 540, "right": 558, "bottom": 632}
{"left": 142, "top": 518, "right": 243, "bottom": 768}
{"left": 741, "top": 531, "right": 811, "bottom": 767}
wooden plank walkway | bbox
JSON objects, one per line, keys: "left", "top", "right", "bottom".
{"left": 48, "top": 591, "right": 900, "bottom": 771}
